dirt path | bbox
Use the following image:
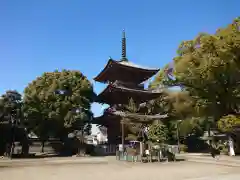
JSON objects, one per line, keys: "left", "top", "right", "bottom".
{"left": 0, "top": 158, "right": 239, "bottom": 180}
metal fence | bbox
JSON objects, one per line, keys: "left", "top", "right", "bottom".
{"left": 94, "top": 144, "right": 117, "bottom": 155}
{"left": 116, "top": 145, "right": 179, "bottom": 162}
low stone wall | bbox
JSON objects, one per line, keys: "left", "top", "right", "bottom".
{"left": 13, "top": 140, "right": 63, "bottom": 154}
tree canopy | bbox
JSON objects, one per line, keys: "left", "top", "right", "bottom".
{"left": 149, "top": 17, "right": 240, "bottom": 147}
{"left": 23, "top": 70, "right": 95, "bottom": 140}
{"left": 0, "top": 90, "right": 22, "bottom": 124}
{"left": 217, "top": 114, "right": 240, "bottom": 133}
{"left": 173, "top": 17, "right": 240, "bottom": 119}
{"left": 147, "top": 123, "right": 168, "bottom": 144}
{"left": 152, "top": 17, "right": 240, "bottom": 120}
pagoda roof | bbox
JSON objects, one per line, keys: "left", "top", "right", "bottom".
{"left": 94, "top": 59, "right": 159, "bottom": 84}
{"left": 96, "top": 83, "right": 162, "bottom": 105}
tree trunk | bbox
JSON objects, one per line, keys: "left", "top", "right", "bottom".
{"left": 21, "top": 141, "right": 29, "bottom": 156}
{"left": 41, "top": 141, "right": 45, "bottom": 153}
{"left": 10, "top": 124, "right": 15, "bottom": 159}
{"left": 5, "top": 143, "right": 11, "bottom": 158}
{"left": 207, "top": 120, "right": 211, "bottom": 146}
{"left": 10, "top": 142, "right": 15, "bottom": 159}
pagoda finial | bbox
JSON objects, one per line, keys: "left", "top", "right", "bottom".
{"left": 121, "top": 29, "right": 128, "bottom": 61}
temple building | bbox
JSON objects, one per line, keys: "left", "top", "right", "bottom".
{"left": 93, "top": 30, "right": 165, "bottom": 144}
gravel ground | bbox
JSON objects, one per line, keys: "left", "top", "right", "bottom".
{"left": 0, "top": 158, "right": 239, "bottom": 180}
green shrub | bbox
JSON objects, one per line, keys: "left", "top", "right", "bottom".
{"left": 217, "top": 115, "right": 240, "bottom": 132}
{"left": 179, "top": 144, "right": 188, "bottom": 152}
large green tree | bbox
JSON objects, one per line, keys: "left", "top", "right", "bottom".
{"left": 0, "top": 90, "right": 23, "bottom": 156}
{"left": 153, "top": 17, "right": 240, "bottom": 124}
{"left": 173, "top": 17, "right": 240, "bottom": 120}
{"left": 146, "top": 89, "right": 202, "bottom": 142}
{"left": 23, "top": 70, "right": 95, "bottom": 151}
{"left": 150, "top": 18, "right": 240, "bottom": 152}
{"left": 0, "top": 90, "right": 22, "bottom": 123}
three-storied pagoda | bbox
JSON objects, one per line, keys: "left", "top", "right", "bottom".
{"left": 94, "top": 30, "right": 164, "bottom": 144}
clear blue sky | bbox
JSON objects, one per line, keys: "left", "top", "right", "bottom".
{"left": 0, "top": 0, "right": 239, "bottom": 117}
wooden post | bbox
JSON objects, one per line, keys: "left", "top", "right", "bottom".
{"left": 121, "top": 120, "right": 124, "bottom": 153}
{"left": 158, "top": 150, "right": 161, "bottom": 162}
{"left": 140, "top": 126, "right": 145, "bottom": 162}
{"left": 120, "top": 120, "right": 124, "bottom": 159}
{"left": 140, "top": 142, "right": 143, "bottom": 162}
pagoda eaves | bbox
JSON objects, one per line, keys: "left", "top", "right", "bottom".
{"left": 94, "top": 58, "right": 159, "bottom": 84}
{"left": 96, "top": 83, "right": 162, "bottom": 105}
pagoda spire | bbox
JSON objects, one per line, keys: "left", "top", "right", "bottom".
{"left": 121, "top": 29, "right": 128, "bottom": 61}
